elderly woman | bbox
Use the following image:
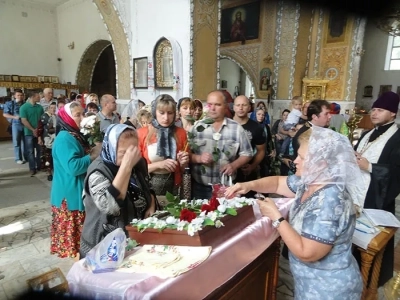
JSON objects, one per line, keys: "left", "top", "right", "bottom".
{"left": 193, "top": 99, "right": 203, "bottom": 121}
{"left": 50, "top": 102, "right": 102, "bottom": 258}
{"left": 226, "top": 127, "right": 363, "bottom": 299}
{"left": 137, "top": 94, "right": 189, "bottom": 207}
{"left": 175, "top": 97, "right": 195, "bottom": 131}
{"left": 80, "top": 124, "right": 156, "bottom": 258}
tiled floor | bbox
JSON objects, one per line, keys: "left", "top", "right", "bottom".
{"left": 0, "top": 139, "right": 399, "bottom": 299}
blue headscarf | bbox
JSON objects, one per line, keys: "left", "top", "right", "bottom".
{"left": 101, "top": 124, "right": 135, "bottom": 166}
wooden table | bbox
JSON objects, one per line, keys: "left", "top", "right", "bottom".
{"left": 358, "top": 227, "right": 397, "bottom": 300}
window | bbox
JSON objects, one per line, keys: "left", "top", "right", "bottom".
{"left": 385, "top": 36, "right": 400, "bottom": 70}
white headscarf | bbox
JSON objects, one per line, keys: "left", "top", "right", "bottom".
{"left": 301, "top": 126, "right": 367, "bottom": 211}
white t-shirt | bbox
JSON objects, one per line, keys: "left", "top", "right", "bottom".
{"left": 285, "top": 109, "right": 302, "bottom": 125}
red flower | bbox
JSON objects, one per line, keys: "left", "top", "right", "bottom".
{"left": 209, "top": 196, "right": 220, "bottom": 211}
{"left": 201, "top": 204, "right": 213, "bottom": 213}
{"left": 180, "top": 208, "right": 197, "bottom": 222}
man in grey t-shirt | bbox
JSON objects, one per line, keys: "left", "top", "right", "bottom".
{"left": 97, "top": 94, "right": 119, "bottom": 132}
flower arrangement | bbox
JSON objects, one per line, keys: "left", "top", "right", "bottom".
{"left": 80, "top": 115, "right": 104, "bottom": 146}
{"left": 131, "top": 192, "right": 256, "bottom": 236}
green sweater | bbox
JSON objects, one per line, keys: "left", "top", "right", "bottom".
{"left": 50, "top": 131, "right": 91, "bottom": 211}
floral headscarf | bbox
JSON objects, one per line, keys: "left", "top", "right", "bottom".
{"left": 101, "top": 124, "right": 135, "bottom": 166}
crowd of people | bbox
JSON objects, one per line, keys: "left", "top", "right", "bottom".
{"left": 3, "top": 87, "right": 400, "bottom": 299}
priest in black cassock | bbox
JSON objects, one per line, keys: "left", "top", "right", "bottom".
{"left": 354, "top": 91, "right": 400, "bottom": 286}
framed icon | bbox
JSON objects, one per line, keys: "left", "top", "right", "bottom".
{"left": 12, "top": 75, "right": 20, "bottom": 82}
{"left": 51, "top": 77, "right": 59, "bottom": 84}
{"left": 133, "top": 57, "right": 148, "bottom": 88}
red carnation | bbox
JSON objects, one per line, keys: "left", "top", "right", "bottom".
{"left": 209, "top": 196, "right": 220, "bottom": 210}
{"left": 180, "top": 208, "right": 197, "bottom": 222}
{"left": 201, "top": 204, "right": 213, "bottom": 213}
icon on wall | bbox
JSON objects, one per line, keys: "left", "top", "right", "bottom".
{"left": 221, "top": 80, "right": 228, "bottom": 89}
{"left": 379, "top": 85, "right": 392, "bottom": 96}
{"left": 363, "top": 85, "right": 373, "bottom": 97}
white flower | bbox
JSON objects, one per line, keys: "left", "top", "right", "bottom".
{"left": 141, "top": 217, "right": 153, "bottom": 225}
{"left": 203, "top": 104, "right": 211, "bottom": 114}
{"left": 213, "top": 132, "right": 222, "bottom": 141}
{"left": 235, "top": 202, "right": 243, "bottom": 208}
{"left": 177, "top": 220, "right": 188, "bottom": 231}
{"left": 194, "top": 199, "right": 204, "bottom": 206}
{"left": 131, "top": 218, "right": 139, "bottom": 224}
{"left": 207, "top": 211, "right": 218, "bottom": 221}
{"left": 165, "top": 216, "right": 176, "bottom": 225}
{"left": 80, "top": 115, "right": 97, "bottom": 128}
{"left": 179, "top": 199, "right": 188, "bottom": 205}
{"left": 215, "top": 220, "right": 224, "bottom": 228}
{"left": 154, "top": 220, "right": 167, "bottom": 229}
{"left": 191, "top": 217, "right": 204, "bottom": 226}
{"left": 187, "top": 223, "right": 202, "bottom": 236}
{"left": 245, "top": 198, "right": 256, "bottom": 206}
{"left": 80, "top": 128, "right": 90, "bottom": 135}
{"left": 199, "top": 211, "right": 206, "bottom": 217}
{"left": 217, "top": 205, "right": 227, "bottom": 213}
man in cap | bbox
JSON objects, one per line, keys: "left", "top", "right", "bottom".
{"left": 354, "top": 91, "right": 400, "bottom": 286}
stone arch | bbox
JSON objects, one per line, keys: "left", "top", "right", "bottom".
{"left": 219, "top": 54, "right": 257, "bottom": 97}
{"left": 93, "top": 0, "right": 131, "bottom": 99}
{"left": 76, "top": 40, "right": 112, "bottom": 92}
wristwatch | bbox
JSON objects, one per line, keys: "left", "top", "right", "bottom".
{"left": 272, "top": 217, "right": 285, "bottom": 229}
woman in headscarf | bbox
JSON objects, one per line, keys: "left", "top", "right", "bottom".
{"left": 50, "top": 102, "right": 102, "bottom": 258}
{"left": 226, "top": 127, "right": 364, "bottom": 300}
{"left": 175, "top": 97, "right": 195, "bottom": 131}
{"left": 80, "top": 124, "right": 157, "bottom": 258}
{"left": 121, "top": 99, "right": 140, "bottom": 128}
{"left": 193, "top": 99, "right": 203, "bottom": 121}
{"left": 137, "top": 94, "right": 190, "bottom": 207}
{"left": 250, "top": 101, "right": 270, "bottom": 126}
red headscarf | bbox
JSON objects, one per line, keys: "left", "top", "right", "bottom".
{"left": 58, "top": 103, "right": 79, "bottom": 131}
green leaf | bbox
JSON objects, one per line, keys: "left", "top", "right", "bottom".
{"left": 166, "top": 203, "right": 176, "bottom": 208}
{"left": 203, "top": 218, "right": 215, "bottom": 226}
{"left": 203, "top": 118, "right": 215, "bottom": 124}
{"left": 201, "top": 165, "right": 206, "bottom": 174}
{"left": 197, "top": 125, "right": 206, "bottom": 132}
{"left": 224, "top": 150, "right": 231, "bottom": 157}
{"left": 226, "top": 208, "right": 237, "bottom": 216}
{"left": 126, "top": 239, "right": 139, "bottom": 251}
{"left": 185, "top": 115, "right": 196, "bottom": 124}
{"left": 212, "top": 152, "right": 220, "bottom": 162}
{"left": 187, "top": 131, "right": 195, "bottom": 139}
{"left": 165, "top": 191, "right": 176, "bottom": 203}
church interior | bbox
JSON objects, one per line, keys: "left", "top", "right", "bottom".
{"left": 0, "top": 0, "right": 400, "bottom": 299}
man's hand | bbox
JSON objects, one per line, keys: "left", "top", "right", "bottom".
{"left": 199, "top": 152, "right": 213, "bottom": 164}
{"left": 241, "top": 163, "right": 255, "bottom": 176}
{"left": 357, "top": 156, "right": 371, "bottom": 172}
{"left": 220, "top": 163, "right": 236, "bottom": 176}
{"left": 32, "top": 129, "right": 38, "bottom": 137}
{"left": 38, "top": 137, "right": 43, "bottom": 146}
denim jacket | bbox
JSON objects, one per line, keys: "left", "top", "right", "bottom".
{"left": 3, "top": 100, "right": 23, "bottom": 125}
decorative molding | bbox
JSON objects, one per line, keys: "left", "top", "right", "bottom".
{"left": 348, "top": 17, "right": 366, "bottom": 101}
{"left": 305, "top": 9, "right": 315, "bottom": 78}
{"left": 345, "top": 17, "right": 361, "bottom": 101}
{"left": 313, "top": 8, "right": 324, "bottom": 75}
{"left": 93, "top": 0, "right": 130, "bottom": 99}
{"left": 321, "top": 46, "right": 348, "bottom": 99}
{"left": 288, "top": 2, "right": 300, "bottom": 99}
{"left": 220, "top": 45, "right": 260, "bottom": 89}
{"left": 273, "top": 1, "right": 284, "bottom": 100}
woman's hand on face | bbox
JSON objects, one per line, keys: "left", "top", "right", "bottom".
{"left": 159, "top": 159, "right": 178, "bottom": 172}
{"left": 121, "top": 146, "right": 142, "bottom": 170}
{"left": 225, "top": 182, "right": 249, "bottom": 198}
{"left": 257, "top": 199, "right": 282, "bottom": 220}
{"left": 177, "top": 151, "right": 189, "bottom": 168}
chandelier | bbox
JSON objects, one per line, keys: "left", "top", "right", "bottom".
{"left": 376, "top": 10, "right": 400, "bottom": 36}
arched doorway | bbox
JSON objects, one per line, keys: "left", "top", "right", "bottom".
{"left": 76, "top": 40, "right": 116, "bottom": 96}
{"left": 219, "top": 57, "right": 254, "bottom": 98}
{"left": 91, "top": 45, "right": 116, "bottom": 96}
